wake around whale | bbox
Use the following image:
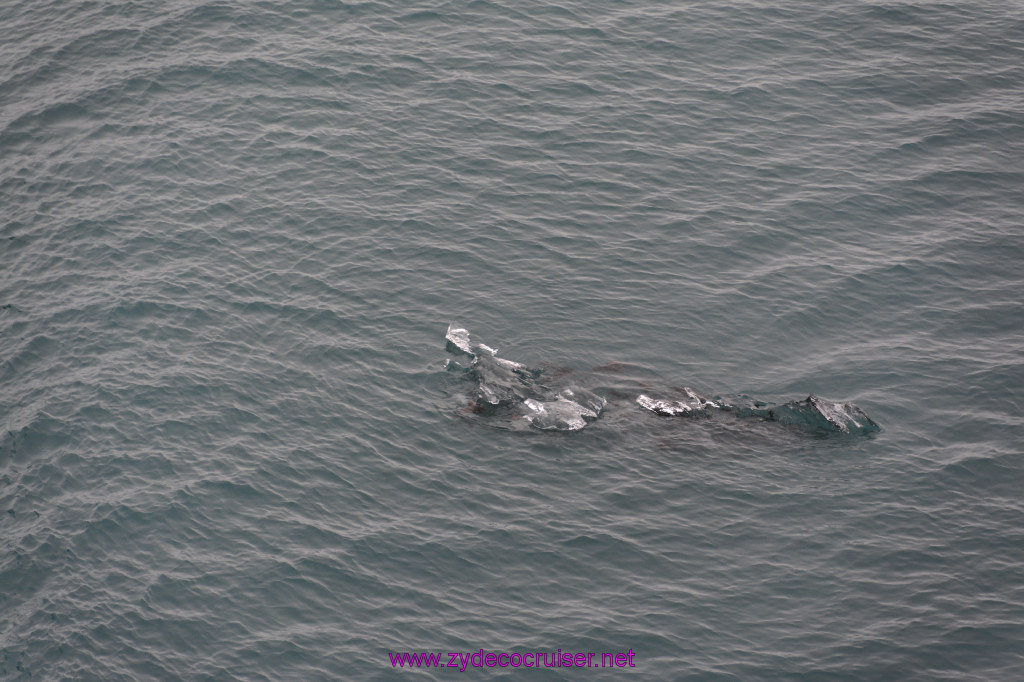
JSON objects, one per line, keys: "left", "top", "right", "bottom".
{"left": 444, "top": 323, "right": 880, "bottom": 435}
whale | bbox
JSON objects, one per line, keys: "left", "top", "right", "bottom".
{"left": 443, "top": 323, "right": 880, "bottom": 434}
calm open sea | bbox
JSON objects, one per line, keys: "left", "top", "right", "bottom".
{"left": 2, "top": 1, "right": 1023, "bottom": 679}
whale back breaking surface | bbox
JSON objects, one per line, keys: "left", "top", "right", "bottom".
{"left": 444, "top": 324, "right": 880, "bottom": 435}
{"left": 444, "top": 323, "right": 606, "bottom": 431}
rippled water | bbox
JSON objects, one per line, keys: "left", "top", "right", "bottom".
{"left": 2, "top": 1, "right": 1023, "bottom": 679}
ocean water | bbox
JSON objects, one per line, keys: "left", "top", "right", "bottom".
{"left": 2, "top": 0, "right": 1023, "bottom": 679}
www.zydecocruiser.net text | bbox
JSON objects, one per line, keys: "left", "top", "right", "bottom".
{"left": 389, "top": 649, "right": 637, "bottom": 671}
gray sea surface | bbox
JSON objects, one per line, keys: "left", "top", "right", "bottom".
{"left": 2, "top": 1, "right": 1023, "bottom": 679}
